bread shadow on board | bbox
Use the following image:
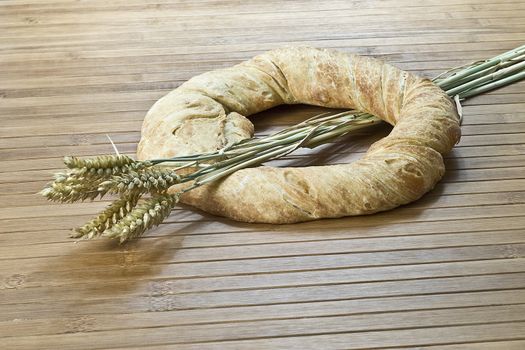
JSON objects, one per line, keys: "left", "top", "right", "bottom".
{"left": 37, "top": 227, "right": 185, "bottom": 308}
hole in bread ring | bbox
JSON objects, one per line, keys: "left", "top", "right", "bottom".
{"left": 137, "top": 47, "right": 461, "bottom": 224}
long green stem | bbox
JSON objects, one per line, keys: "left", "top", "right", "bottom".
{"left": 445, "top": 60, "right": 525, "bottom": 97}
{"left": 459, "top": 69, "right": 525, "bottom": 99}
{"left": 437, "top": 44, "right": 525, "bottom": 88}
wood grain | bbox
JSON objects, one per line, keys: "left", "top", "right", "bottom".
{"left": 0, "top": 0, "right": 524, "bottom": 349}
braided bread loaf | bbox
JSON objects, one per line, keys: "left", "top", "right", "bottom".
{"left": 138, "top": 47, "right": 461, "bottom": 223}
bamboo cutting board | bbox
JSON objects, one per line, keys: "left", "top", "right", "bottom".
{"left": 1, "top": 1, "right": 525, "bottom": 349}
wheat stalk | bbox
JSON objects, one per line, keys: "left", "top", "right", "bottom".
{"left": 41, "top": 45, "right": 525, "bottom": 242}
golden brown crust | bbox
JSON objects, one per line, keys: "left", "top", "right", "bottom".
{"left": 137, "top": 47, "right": 461, "bottom": 223}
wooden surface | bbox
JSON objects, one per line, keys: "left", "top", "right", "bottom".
{"left": 1, "top": 1, "right": 524, "bottom": 349}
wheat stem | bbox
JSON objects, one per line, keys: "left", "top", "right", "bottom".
{"left": 41, "top": 45, "right": 525, "bottom": 241}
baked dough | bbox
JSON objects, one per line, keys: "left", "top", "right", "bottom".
{"left": 137, "top": 47, "right": 461, "bottom": 223}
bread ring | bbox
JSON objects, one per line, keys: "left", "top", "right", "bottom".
{"left": 137, "top": 47, "right": 461, "bottom": 223}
